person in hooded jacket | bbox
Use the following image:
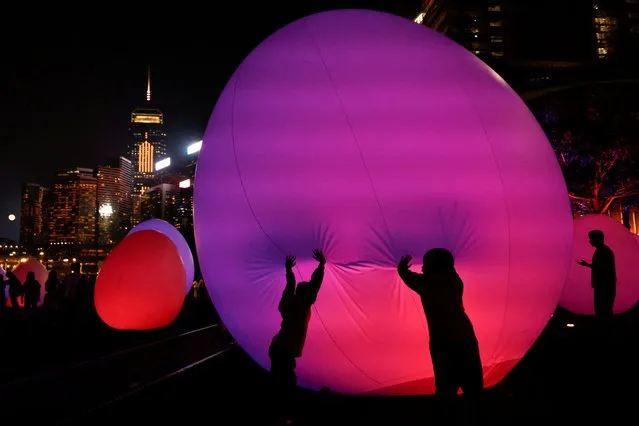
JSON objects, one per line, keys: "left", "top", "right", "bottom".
{"left": 397, "top": 248, "right": 482, "bottom": 424}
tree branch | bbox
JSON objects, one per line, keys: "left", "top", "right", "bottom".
{"left": 568, "top": 194, "right": 593, "bottom": 202}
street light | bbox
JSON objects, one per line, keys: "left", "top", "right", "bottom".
{"left": 8, "top": 214, "right": 15, "bottom": 222}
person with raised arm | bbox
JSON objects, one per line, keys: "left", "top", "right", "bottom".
{"left": 269, "top": 249, "right": 326, "bottom": 425}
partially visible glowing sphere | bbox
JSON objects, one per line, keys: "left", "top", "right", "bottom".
{"left": 7, "top": 214, "right": 15, "bottom": 222}
{"left": 194, "top": 9, "right": 573, "bottom": 395}
{"left": 128, "top": 219, "right": 195, "bottom": 292}
{"left": 12, "top": 259, "right": 48, "bottom": 306}
{"left": 560, "top": 214, "right": 639, "bottom": 315}
{"left": 0, "top": 265, "right": 6, "bottom": 303}
{"left": 95, "top": 230, "right": 186, "bottom": 330}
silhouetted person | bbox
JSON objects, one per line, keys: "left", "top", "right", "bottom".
{"left": 44, "top": 270, "right": 60, "bottom": 312}
{"left": 398, "top": 249, "right": 483, "bottom": 424}
{"left": 62, "top": 262, "right": 82, "bottom": 301}
{"left": 61, "top": 262, "right": 82, "bottom": 317}
{"left": 23, "top": 271, "right": 41, "bottom": 309}
{"left": 577, "top": 229, "right": 617, "bottom": 321}
{"left": 76, "top": 274, "right": 93, "bottom": 321}
{"left": 0, "top": 273, "right": 7, "bottom": 311}
{"left": 45, "top": 270, "right": 59, "bottom": 295}
{"left": 6, "top": 271, "right": 23, "bottom": 308}
{"left": 269, "top": 249, "right": 326, "bottom": 425}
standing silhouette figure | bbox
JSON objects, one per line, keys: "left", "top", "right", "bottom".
{"left": 269, "top": 249, "right": 325, "bottom": 425}
{"left": 397, "top": 249, "right": 482, "bottom": 424}
{"left": 23, "top": 271, "right": 41, "bottom": 309}
{"left": 577, "top": 229, "right": 617, "bottom": 320}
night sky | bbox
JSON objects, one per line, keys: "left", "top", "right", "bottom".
{"left": 0, "top": 1, "right": 583, "bottom": 240}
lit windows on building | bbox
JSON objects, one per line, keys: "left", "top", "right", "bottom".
{"left": 19, "top": 183, "right": 46, "bottom": 250}
{"left": 138, "top": 140, "right": 154, "bottom": 173}
{"left": 593, "top": 3, "right": 619, "bottom": 59}
{"left": 131, "top": 113, "right": 162, "bottom": 124}
{"left": 49, "top": 168, "right": 97, "bottom": 246}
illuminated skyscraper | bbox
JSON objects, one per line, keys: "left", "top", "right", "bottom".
{"left": 97, "top": 164, "right": 119, "bottom": 245}
{"left": 97, "top": 156, "right": 134, "bottom": 245}
{"left": 127, "top": 66, "right": 167, "bottom": 195}
{"left": 414, "top": 0, "right": 510, "bottom": 60}
{"left": 590, "top": 0, "right": 639, "bottom": 61}
{"left": 117, "top": 156, "right": 134, "bottom": 235}
{"left": 19, "top": 183, "right": 46, "bottom": 250}
{"left": 141, "top": 183, "right": 179, "bottom": 223}
{"left": 48, "top": 168, "right": 97, "bottom": 245}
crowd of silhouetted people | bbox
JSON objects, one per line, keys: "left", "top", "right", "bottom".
{"left": 0, "top": 262, "right": 96, "bottom": 323}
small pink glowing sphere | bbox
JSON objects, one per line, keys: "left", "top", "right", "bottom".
{"left": 194, "top": 9, "right": 573, "bottom": 395}
{"left": 128, "top": 219, "right": 195, "bottom": 292}
{"left": 94, "top": 230, "right": 186, "bottom": 330}
{"left": 560, "top": 214, "right": 639, "bottom": 315}
{"left": 0, "top": 265, "right": 7, "bottom": 302}
{"left": 12, "top": 259, "right": 48, "bottom": 306}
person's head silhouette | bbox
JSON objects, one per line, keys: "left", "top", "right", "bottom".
{"left": 422, "top": 248, "right": 455, "bottom": 275}
{"left": 588, "top": 229, "right": 605, "bottom": 248}
{"left": 26, "top": 271, "right": 35, "bottom": 281}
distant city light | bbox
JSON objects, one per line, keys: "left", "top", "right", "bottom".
{"left": 7, "top": 214, "right": 15, "bottom": 222}
{"left": 566, "top": 323, "right": 575, "bottom": 328}
{"left": 99, "top": 204, "right": 114, "bottom": 217}
{"left": 179, "top": 179, "right": 191, "bottom": 189}
{"left": 155, "top": 157, "right": 171, "bottom": 171}
{"left": 414, "top": 12, "right": 425, "bottom": 24}
{"left": 187, "top": 141, "right": 202, "bottom": 155}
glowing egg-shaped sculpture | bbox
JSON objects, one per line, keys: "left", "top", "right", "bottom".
{"left": 12, "top": 259, "right": 48, "bottom": 306}
{"left": 194, "top": 9, "right": 573, "bottom": 395}
{"left": 560, "top": 214, "right": 639, "bottom": 315}
{"left": 95, "top": 230, "right": 186, "bottom": 330}
{"left": 128, "top": 219, "right": 195, "bottom": 292}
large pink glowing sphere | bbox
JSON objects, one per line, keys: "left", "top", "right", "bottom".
{"left": 560, "top": 214, "right": 639, "bottom": 315}
{"left": 128, "top": 219, "right": 195, "bottom": 292}
{"left": 94, "top": 230, "right": 186, "bottom": 330}
{"left": 12, "top": 259, "right": 48, "bottom": 306}
{"left": 194, "top": 9, "right": 573, "bottom": 395}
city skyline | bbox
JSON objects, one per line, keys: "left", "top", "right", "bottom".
{"left": 0, "top": 0, "right": 421, "bottom": 241}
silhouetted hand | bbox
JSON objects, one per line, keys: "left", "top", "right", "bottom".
{"left": 286, "top": 256, "right": 296, "bottom": 269}
{"left": 398, "top": 255, "right": 412, "bottom": 270}
{"left": 577, "top": 259, "right": 590, "bottom": 267}
{"left": 312, "top": 249, "right": 326, "bottom": 265}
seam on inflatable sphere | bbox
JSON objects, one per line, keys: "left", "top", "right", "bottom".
{"left": 300, "top": 19, "right": 393, "bottom": 386}
{"left": 230, "top": 64, "right": 287, "bottom": 257}
{"left": 452, "top": 67, "right": 512, "bottom": 370}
